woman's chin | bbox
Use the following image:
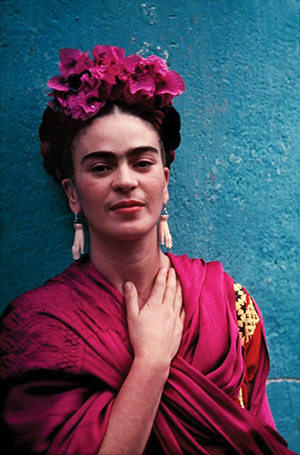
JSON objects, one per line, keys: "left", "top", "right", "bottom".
{"left": 95, "top": 226, "right": 158, "bottom": 247}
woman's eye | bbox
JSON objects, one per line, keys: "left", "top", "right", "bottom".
{"left": 90, "top": 164, "right": 111, "bottom": 173}
{"left": 135, "top": 161, "right": 152, "bottom": 169}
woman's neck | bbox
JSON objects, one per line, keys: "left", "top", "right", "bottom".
{"left": 89, "top": 231, "right": 171, "bottom": 309}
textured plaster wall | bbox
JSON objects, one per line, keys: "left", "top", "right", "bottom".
{"left": 0, "top": 0, "right": 299, "bottom": 451}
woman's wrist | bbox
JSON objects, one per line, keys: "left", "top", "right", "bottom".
{"left": 132, "top": 355, "right": 171, "bottom": 381}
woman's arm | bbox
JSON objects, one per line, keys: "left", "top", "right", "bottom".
{"left": 98, "top": 267, "right": 184, "bottom": 455}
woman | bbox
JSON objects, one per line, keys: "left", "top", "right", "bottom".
{"left": 0, "top": 45, "right": 296, "bottom": 455}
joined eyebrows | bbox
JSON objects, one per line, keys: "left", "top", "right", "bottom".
{"left": 81, "top": 146, "right": 159, "bottom": 165}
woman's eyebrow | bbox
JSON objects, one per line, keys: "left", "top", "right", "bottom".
{"left": 81, "top": 146, "right": 159, "bottom": 164}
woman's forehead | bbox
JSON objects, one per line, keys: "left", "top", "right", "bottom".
{"left": 74, "top": 112, "right": 161, "bottom": 152}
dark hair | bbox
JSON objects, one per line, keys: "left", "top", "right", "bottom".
{"left": 39, "top": 103, "right": 181, "bottom": 184}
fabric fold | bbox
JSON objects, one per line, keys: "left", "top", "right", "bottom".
{"left": 0, "top": 254, "right": 296, "bottom": 454}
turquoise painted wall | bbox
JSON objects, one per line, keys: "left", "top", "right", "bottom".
{"left": 1, "top": 0, "right": 299, "bottom": 451}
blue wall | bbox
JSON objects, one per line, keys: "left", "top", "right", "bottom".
{"left": 1, "top": 0, "right": 299, "bottom": 451}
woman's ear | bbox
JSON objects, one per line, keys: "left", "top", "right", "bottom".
{"left": 61, "top": 178, "right": 81, "bottom": 213}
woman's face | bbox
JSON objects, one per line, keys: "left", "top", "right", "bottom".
{"left": 62, "top": 111, "right": 169, "bottom": 246}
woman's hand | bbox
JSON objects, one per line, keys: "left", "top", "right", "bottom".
{"left": 98, "top": 268, "right": 184, "bottom": 455}
{"left": 124, "top": 268, "right": 185, "bottom": 367}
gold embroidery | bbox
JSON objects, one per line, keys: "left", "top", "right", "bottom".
{"left": 238, "top": 387, "right": 245, "bottom": 408}
{"left": 234, "top": 282, "right": 260, "bottom": 347}
{"left": 234, "top": 282, "right": 260, "bottom": 409}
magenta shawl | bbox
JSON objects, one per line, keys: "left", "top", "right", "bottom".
{"left": 0, "top": 254, "right": 296, "bottom": 454}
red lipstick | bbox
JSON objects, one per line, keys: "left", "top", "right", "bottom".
{"left": 110, "top": 200, "right": 144, "bottom": 214}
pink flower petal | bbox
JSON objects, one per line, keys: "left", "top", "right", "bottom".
{"left": 156, "top": 71, "right": 185, "bottom": 96}
{"left": 126, "top": 73, "right": 155, "bottom": 96}
{"left": 58, "top": 48, "right": 92, "bottom": 78}
{"left": 47, "top": 76, "right": 69, "bottom": 92}
{"left": 92, "top": 45, "right": 125, "bottom": 65}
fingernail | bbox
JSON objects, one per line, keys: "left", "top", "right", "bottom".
{"left": 124, "top": 282, "right": 132, "bottom": 291}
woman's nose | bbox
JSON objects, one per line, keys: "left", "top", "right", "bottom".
{"left": 111, "top": 165, "right": 138, "bottom": 192}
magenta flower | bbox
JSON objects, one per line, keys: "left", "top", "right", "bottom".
{"left": 47, "top": 45, "right": 185, "bottom": 120}
{"left": 144, "top": 55, "right": 169, "bottom": 81}
{"left": 47, "top": 76, "right": 70, "bottom": 92}
{"left": 156, "top": 71, "right": 185, "bottom": 105}
{"left": 92, "top": 45, "right": 125, "bottom": 65}
{"left": 125, "top": 72, "right": 155, "bottom": 98}
{"left": 68, "top": 91, "right": 105, "bottom": 120}
{"left": 92, "top": 45, "right": 125, "bottom": 79}
{"left": 50, "top": 90, "right": 70, "bottom": 109}
{"left": 119, "top": 55, "right": 138, "bottom": 77}
{"left": 80, "top": 73, "right": 102, "bottom": 94}
{"left": 58, "top": 48, "right": 92, "bottom": 79}
{"left": 90, "top": 65, "right": 116, "bottom": 86}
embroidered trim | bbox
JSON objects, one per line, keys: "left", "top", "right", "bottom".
{"left": 234, "top": 282, "right": 260, "bottom": 347}
{"left": 237, "top": 387, "right": 245, "bottom": 408}
{"left": 234, "top": 282, "right": 260, "bottom": 409}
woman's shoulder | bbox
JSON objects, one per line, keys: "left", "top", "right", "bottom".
{"left": 168, "top": 253, "right": 237, "bottom": 308}
{"left": 0, "top": 260, "right": 92, "bottom": 379}
{"left": 169, "top": 253, "right": 263, "bottom": 323}
{"left": 1, "top": 256, "right": 94, "bottom": 321}
{"left": 167, "top": 252, "right": 231, "bottom": 281}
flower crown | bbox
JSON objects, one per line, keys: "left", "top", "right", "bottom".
{"left": 47, "top": 45, "right": 185, "bottom": 121}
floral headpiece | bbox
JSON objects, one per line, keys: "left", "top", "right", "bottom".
{"left": 47, "top": 45, "right": 185, "bottom": 121}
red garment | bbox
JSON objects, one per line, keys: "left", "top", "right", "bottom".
{"left": 233, "top": 282, "right": 263, "bottom": 409}
{"left": 0, "top": 254, "right": 296, "bottom": 454}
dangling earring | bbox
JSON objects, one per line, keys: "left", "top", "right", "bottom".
{"left": 72, "top": 211, "right": 85, "bottom": 260}
{"left": 159, "top": 202, "right": 172, "bottom": 249}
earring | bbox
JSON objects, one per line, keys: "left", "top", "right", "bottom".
{"left": 72, "top": 211, "right": 85, "bottom": 260}
{"left": 158, "top": 202, "right": 172, "bottom": 249}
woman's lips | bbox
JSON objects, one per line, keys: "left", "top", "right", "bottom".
{"left": 110, "top": 200, "right": 144, "bottom": 214}
{"left": 113, "top": 206, "right": 143, "bottom": 214}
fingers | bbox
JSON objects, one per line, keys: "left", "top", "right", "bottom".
{"left": 162, "top": 268, "right": 177, "bottom": 306}
{"left": 147, "top": 267, "right": 168, "bottom": 305}
{"left": 124, "top": 281, "right": 139, "bottom": 318}
{"left": 149, "top": 268, "right": 182, "bottom": 311}
{"left": 180, "top": 305, "right": 185, "bottom": 323}
{"left": 125, "top": 267, "right": 184, "bottom": 315}
{"left": 174, "top": 278, "right": 183, "bottom": 313}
